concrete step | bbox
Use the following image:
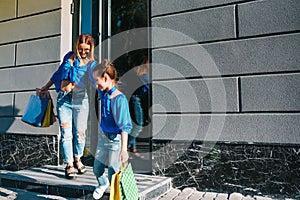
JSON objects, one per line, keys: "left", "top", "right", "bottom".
{"left": 0, "top": 165, "right": 171, "bottom": 199}
{"left": 0, "top": 186, "right": 69, "bottom": 200}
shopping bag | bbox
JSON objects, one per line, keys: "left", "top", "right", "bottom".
{"left": 38, "top": 88, "right": 56, "bottom": 127}
{"left": 21, "top": 94, "right": 49, "bottom": 127}
{"left": 120, "top": 163, "right": 139, "bottom": 200}
{"left": 22, "top": 89, "right": 56, "bottom": 127}
{"left": 41, "top": 99, "right": 52, "bottom": 127}
{"left": 49, "top": 99, "right": 56, "bottom": 125}
{"left": 110, "top": 162, "right": 139, "bottom": 200}
{"left": 110, "top": 171, "right": 121, "bottom": 200}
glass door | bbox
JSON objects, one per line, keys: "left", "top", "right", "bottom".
{"left": 103, "top": 0, "right": 151, "bottom": 173}
{"left": 75, "top": 0, "right": 151, "bottom": 173}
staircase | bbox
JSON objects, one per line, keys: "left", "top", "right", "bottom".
{"left": 0, "top": 165, "right": 171, "bottom": 199}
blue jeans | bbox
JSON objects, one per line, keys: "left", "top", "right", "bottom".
{"left": 93, "top": 133, "right": 121, "bottom": 186}
{"left": 56, "top": 89, "right": 89, "bottom": 164}
{"left": 128, "top": 95, "right": 144, "bottom": 150}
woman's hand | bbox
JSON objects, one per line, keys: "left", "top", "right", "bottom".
{"left": 40, "top": 80, "right": 53, "bottom": 92}
{"left": 40, "top": 85, "right": 48, "bottom": 92}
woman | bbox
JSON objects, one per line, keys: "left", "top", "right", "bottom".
{"left": 41, "top": 34, "right": 96, "bottom": 179}
{"left": 128, "top": 56, "right": 149, "bottom": 159}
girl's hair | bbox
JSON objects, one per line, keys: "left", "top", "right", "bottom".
{"left": 94, "top": 59, "right": 118, "bottom": 84}
{"left": 75, "top": 34, "right": 95, "bottom": 60}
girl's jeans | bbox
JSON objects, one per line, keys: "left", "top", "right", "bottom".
{"left": 93, "top": 133, "right": 121, "bottom": 186}
{"left": 56, "top": 89, "right": 89, "bottom": 164}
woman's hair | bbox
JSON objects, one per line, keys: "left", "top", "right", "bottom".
{"left": 135, "top": 55, "right": 149, "bottom": 76}
{"left": 75, "top": 34, "right": 95, "bottom": 60}
{"left": 94, "top": 59, "right": 118, "bottom": 84}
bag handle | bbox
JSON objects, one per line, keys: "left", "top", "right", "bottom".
{"left": 36, "top": 88, "right": 51, "bottom": 98}
{"left": 121, "top": 162, "right": 128, "bottom": 172}
{"left": 118, "top": 161, "right": 129, "bottom": 177}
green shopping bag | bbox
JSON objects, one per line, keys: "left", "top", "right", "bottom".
{"left": 110, "top": 162, "right": 139, "bottom": 200}
{"left": 120, "top": 163, "right": 139, "bottom": 200}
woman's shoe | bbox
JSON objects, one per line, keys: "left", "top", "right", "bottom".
{"left": 74, "top": 159, "right": 87, "bottom": 174}
{"left": 65, "top": 165, "right": 77, "bottom": 179}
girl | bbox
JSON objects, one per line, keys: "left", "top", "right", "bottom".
{"left": 40, "top": 34, "right": 96, "bottom": 179}
{"left": 92, "top": 60, "right": 132, "bottom": 199}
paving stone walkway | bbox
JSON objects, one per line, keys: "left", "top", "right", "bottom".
{"left": 152, "top": 188, "right": 275, "bottom": 200}
{"left": 0, "top": 186, "right": 295, "bottom": 200}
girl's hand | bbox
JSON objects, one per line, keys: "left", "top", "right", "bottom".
{"left": 120, "top": 150, "right": 129, "bottom": 163}
{"left": 120, "top": 132, "right": 129, "bottom": 163}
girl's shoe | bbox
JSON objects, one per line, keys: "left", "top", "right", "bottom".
{"left": 65, "top": 165, "right": 76, "bottom": 179}
{"left": 93, "top": 183, "right": 109, "bottom": 200}
{"left": 74, "top": 159, "right": 87, "bottom": 174}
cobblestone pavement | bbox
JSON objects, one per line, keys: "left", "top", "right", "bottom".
{"left": 0, "top": 186, "right": 296, "bottom": 200}
{"left": 152, "top": 188, "right": 294, "bottom": 200}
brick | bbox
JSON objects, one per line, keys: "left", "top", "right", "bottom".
{"left": 0, "top": 117, "right": 58, "bottom": 135}
{"left": 239, "top": 0, "right": 300, "bottom": 37}
{"left": 18, "top": 0, "right": 61, "bottom": 17}
{"left": 0, "top": 93, "right": 14, "bottom": 116}
{"left": 229, "top": 192, "right": 244, "bottom": 200}
{"left": 152, "top": 33, "right": 300, "bottom": 78}
{"left": 241, "top": 74, "right": 300, "bottom": 112}
{"left": 14, "top": 92, "right": 34, "bottom": 116}
{"left": 152, "top": 6, "right": 235, "bottom": 46}
{"left": 0, "top": 63, "right": 59, "bottom": 92}
{"left": 0, "top": 0, "right": 16, "bottom": 21}
{"left": 152, "top": 0, "right": 241, "bottom": 16}
{"left": 152, "top": 45, "right": 226, "bottom": 79}
{"left": 152, "top": 78, "right": 238, "bottom": 113}
{"left": 254, "top": 196, "right": 272, "bottom": 200}
{"left": 173, "top": 188, "right": 195, "bottom": 199}
{"left": 188, "top": 190, "right": 205, "bottom": 200}
{"left": 242, "top": 196, "right": 255, "bottom": 200}
{"left": 0, "top": 11, "right": 61, "bottom": 44}
{"left": 204, "top": 34, "right": 300, "bottom": 75}
{"left": 0, "top": 44, "right": 15, "bottom": 68}
{"left": 152, "top": 114, "right": 300, "bottom": 144}
{"left": 215, "top": 193, "right": 229, "bottom": 200}
{"left": 16, "top": 37, "right": 60, "bottom": 65}
{"left": 202, "top": 192, "right": 218, "bottom": 200}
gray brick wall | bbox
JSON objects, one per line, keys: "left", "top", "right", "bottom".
{"left": 0, "top": 0, "right": 61, "bottom": 135}
{"left": 151, "top": 0, "right": 300, "bottom": 144}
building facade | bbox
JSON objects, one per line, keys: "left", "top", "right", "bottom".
{"left": 151, "top": 0, "right": 300, "bottom": 198}
{"left": 0, "top": 0, "right": 299, "bottom": 198}
{"left": 0, "top": 0, "right": 72, "bottom": 170}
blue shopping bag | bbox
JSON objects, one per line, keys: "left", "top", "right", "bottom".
{"left": 21, "top": 95, "right": 49, "bottom": 127}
